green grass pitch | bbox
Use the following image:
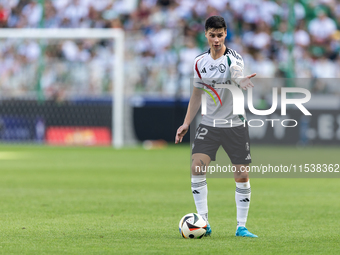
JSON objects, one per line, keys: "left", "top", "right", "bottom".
{"left": 0, "top": 144, "right": 339, "bottom": 254}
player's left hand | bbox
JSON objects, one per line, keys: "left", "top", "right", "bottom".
{"left": 239, "top": 73, "right": 256, "bottom": 91}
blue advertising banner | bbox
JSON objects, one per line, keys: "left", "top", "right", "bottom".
{"left": 0, "top": 116, "right": 45, "bottom": 142}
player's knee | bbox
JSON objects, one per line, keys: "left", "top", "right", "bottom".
{"left": 191, "top": 162, "right": 205, "bottom": 175}
{"left": 234, "top": 171, "right": 249, "bottom": 181}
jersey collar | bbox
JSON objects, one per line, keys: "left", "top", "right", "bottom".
{"left": 207, "top": 47, "right": 228, "bottom": 56}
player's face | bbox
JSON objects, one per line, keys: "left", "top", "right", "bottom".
{"left": 205, "top": 28, "right": 227, "bottom": 52}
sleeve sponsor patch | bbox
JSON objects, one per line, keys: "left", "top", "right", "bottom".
{"left": 236, "top": 61, "right": 243, "bottom": 67}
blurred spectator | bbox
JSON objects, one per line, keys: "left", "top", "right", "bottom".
{"left": 44, "top": 0, "right": 60, "bottom": 28}
{"left": 0, "top": 4, "right": 10, "bottom": 27}
{"left": 312, "top": 55, "right": 337, "bottom": 78}
{"left": 294, "top": 21, "right": 310, "bottom": 48}
{"left": 178, "top": 38, "right": 200, "bottom": 95}
{"left": 0, "top": 0, "right": 339, "bottom": 99}
{"left": 63, "top": 0, "right": 89, "bottom": 28}
{"left": 22, "top": 1, "right": 43, "bottom": 27}
{"left": 147, "top": 24, "right": 173, "bottom": 54}
{"left": 308, "top": 9, "right": 337, "bottom": 45}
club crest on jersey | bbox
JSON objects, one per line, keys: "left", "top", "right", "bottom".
{"left": 218, "top": 64, "right": 226, "bottom": 73}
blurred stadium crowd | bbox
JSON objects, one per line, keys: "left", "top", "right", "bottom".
{"left": 0, "top": 0, "right": 340, "bottom": 99}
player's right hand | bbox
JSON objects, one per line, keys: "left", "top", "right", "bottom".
{"left": 175, "top": 124, "right": 189, "bottom": 144}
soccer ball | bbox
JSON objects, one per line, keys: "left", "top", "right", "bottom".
{"left": 179, "top": 213, "right": 207, "bottom": 239}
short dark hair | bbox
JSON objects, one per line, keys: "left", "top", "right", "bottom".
{"left": 205, "top": 16, "right": 227, "bottom": 31}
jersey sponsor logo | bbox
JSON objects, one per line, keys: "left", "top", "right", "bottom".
{"left": 236, "top": 61, "right": 243, "bottom": 67}
{"left": 201, "top": 67, "right": 207, "bottom": 73}
{"left": 205, "top": 80, "right": 231, "bottom": 88}
{"left": 209, "top": 65, "right": 218, "bottom": 71}
{"left": 218, "top": 64, "right": 226, "bottom": 73}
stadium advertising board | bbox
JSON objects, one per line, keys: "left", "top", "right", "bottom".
{"left": 46, "top": 127, "right": 111, "bottom": 146}
{"left": 0, "top": 116, "right": 44, "bottom": 142}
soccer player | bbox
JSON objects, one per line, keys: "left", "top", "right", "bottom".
{"left": 175, "top": 16, "right": 257, "bottom": 238}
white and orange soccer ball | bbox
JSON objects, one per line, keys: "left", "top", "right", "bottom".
{"left": 179, "top": 213, "right": 207, "bottom": 239}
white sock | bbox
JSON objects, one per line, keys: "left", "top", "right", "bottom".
{"left": 191, "top": 176, "right": 208, "bottom": 223}
{"left": 235, "top": 181, "right": 251, "bottom": 228}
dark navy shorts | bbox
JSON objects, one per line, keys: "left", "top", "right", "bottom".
{"left": 192, "top": 123, "right": 252, "bottom": 164}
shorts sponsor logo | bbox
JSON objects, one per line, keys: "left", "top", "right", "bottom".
{"left": 245, "top": 142, "right": 249, "bottom": 151}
